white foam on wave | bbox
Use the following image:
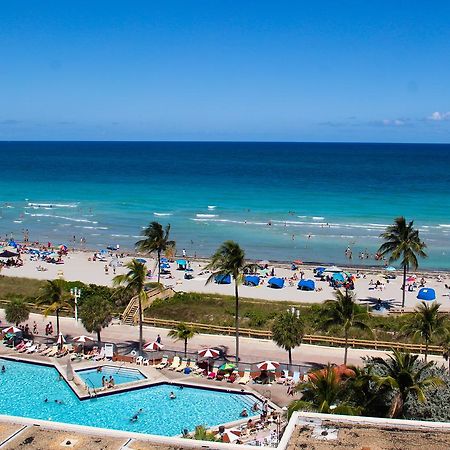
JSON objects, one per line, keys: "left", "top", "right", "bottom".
{"left": 153, "top": 212, "right": 172, "bottom": 217}
{"left": 24, "top": 212, "right": 97, "bottom": 224}
{"left": 439, "top": 224, "right": 450, "bottom": 228}
{"left": 196, "top": 214, "right": 217, "bottom": 218}
{"left": 207, "top": 206, "right": 217, "bottom": 210}
{"left": 312, "top": 216, "right": 325, "bottom": 220}
{"left": 13, "top": 220, "right": 22, "bottom": 223}
{"left": 191, "top": 218, "right": 267, "bottom": 225}
{"left": 27, "top": 202, "right": 78, "bottom": 209}
{"left": 111, "top": 234, "right": 130, "bottom": 238}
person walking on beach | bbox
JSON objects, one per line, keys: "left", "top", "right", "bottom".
{"left": 33, "top": 321, "right": 38, "bottom": 335}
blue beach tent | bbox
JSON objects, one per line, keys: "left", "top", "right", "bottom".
{"left": 160, "top": 257, "right": 169, "bottom": 263}
{"left": 176, "top": 259, "right": 187, "bottom": 270}
{"left": 244, "top": 275, "right": 260, "bottom": 286}
{"left": 215, "top": 274, "right": 231, "bottom": 284}
{"left": 332, "top": 273, "right": 346, "bottom": 283}
{"left": 417, "top": 288, "right": 436, "bottom": 301}
{"left": 160, "top": 262, "right": 170, "bottom": 269}
{"left": 298, "top": 279, "right": 315, "bottom": 291}
{"left": 268, "top": 277, "right": 284, "bottom": 289}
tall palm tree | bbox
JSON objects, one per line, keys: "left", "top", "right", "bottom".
{"left": 36, "top": 279, "right": 73, "bottom": 335}
{"left": 272, "top": 310, "right": 304, "bottom": 366}
{"left": 289, "top": 363, "right": 360, "bottom": 417}
{"left": 135, "top": 221, "right": 175, "bottom": 283}
{"left": 205, "top": 241, "right": 258, "bottom": 364}
{"left": 113, "top": 260, "right": 147, "bottom": 355}
{"left": 371, "top": 349, "right": 443, "bottom": 418}
{"left": 378, "top": 217, "right": 427, "bottom": 308}
{"left": 321, "top": 289, "right": 371, "bottom": 365}
{"left": 402, "top": 302, "right": 446, "bottom": 362}
{"left": 440, "top": 330, "right": 450, "bottom": 373}
{"left": 168, "top": 323, "right": 197, "bottom": 357}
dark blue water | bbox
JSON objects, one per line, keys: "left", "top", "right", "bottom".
{"left": 1, "top": 141, "right": 449, "bottom": 268}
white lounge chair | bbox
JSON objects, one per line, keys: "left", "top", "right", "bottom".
{"left": 168, "top": 356, "right": 181, "bottom": 370}
{"left": 155, "top": 355, "right": 169, "bottom": 369}
{"left": 238, "top": 369, "right": 251, "bottom": 384}
{"left": 175, "top": 358, "right": 188, "bottom": 372}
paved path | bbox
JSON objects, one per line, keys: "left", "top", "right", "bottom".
{"left": 1, "top": 309, "right": 445, "bottom": 368}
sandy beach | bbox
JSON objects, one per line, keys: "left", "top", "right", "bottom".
{"left": 1, "top": 249, "right": 449, "bottom": 311}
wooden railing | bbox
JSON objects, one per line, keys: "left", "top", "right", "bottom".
{"left": 142, "top": 316, "right": 444, "bottom": 355}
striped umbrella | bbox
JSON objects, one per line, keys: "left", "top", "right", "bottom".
{"left": 198, "top": 348, "right": 220, "bottom": 358}
{"left": 143, "top": 341, "right": 164, "bottom": 351}
{"left": 56, "top": 333, "right": 66, "bottom": 348}
{"left": 221, "top": 429, "right": 241, "bottom": 443}
{"left": 2, "top": 326, "right": 21, "bottom": 334}
{"left": 257, "top": 360, "right": 280, "bottom": 371}
{"left": 72, "top": 335, "right": 94, "bottom": 343}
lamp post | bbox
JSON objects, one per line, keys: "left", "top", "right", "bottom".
{"left": 70, "top": 287, "right": 82, "bottom": 323}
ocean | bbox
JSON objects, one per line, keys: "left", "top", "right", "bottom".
{"left": 1, "top": 141, "right": 449, "bottom": 269}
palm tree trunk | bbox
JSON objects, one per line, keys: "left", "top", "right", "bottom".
{"left": 184, "top": 338, "right": 188, "bottom": 357}
{"left": 234, "top": 281, "right": 240, "bottom": 364}
{"left": 389, "top": 393, "right": 403, "bottom": 418}
{"left": 402, "top": 265, "right": 407, "bottom": 309}
{"left": 288, "top": 348, "right": 292, "bottom": 366}
{"left": 425, "top": 339, "right": 429, "bottom": 362}
{"left": 97, "top": 330, "right": 101, "bottom": 342}
{"left": 157, "top": 250, "right": 161, "bottom": 284}
{"left": 138, "top": 294, "right": 143, "bottom": 356}
{"left": 56, "top": 309, "right": 60, "bottom": 335}
{"left": 344, "top": 330, "right": 349, "bottom": 365}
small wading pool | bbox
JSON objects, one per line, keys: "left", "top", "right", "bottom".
{"left": 76, "top": 365, "right": 146, "bottom": 388}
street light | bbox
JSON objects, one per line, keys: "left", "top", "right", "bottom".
{"left": 70, "top": 287, "right": 82, "bottom": 323}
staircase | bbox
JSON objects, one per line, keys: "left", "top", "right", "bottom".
{"left": 121, "top": 287, "right": 176, "bottom": 325}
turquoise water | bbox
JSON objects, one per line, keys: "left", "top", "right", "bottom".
{"left": 76, "top": 365, "right": 146, "bottom": 388}
{"left": 0, "top": 359, "right": 257, "bottom": 436}
{"left": 0, "top": 142, "right": 449, "bottom": 269}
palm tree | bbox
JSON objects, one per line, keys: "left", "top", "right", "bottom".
{"left": 402, "top": 302, "right": 446, "bottom": 362}
{"left": 272, "top": 310, "right": 304, "bottom": 366}
{"left": 168, "top": 323, "right": 197, "bottom": 356}
{"left": 378, "top": 217, "right": 427, "bottom": 308}
{"left": 36, "top": 279, "right": 73, "bottom": 335}
{"left": 440, "top": 330, "right": 450, "bottom": 373}
{"left": 5, "top": 298, "right": 30, "bottom": 326}
{"left": 79, "top": 296, "right": 113, "bottom": 342}
{"left": 135, "top": 221, "right": 175, "bottom": 283}
{"left": 205, "top": 241, "right": 258, "bottom": 364}
{"left": 371, "top": 349, "right": 443, "bottom": 418}
{"left": 321, "top": 289, "right": 371, "bottom": 365}
{"left": 289, "top": 363, "right": 360, "bottom": 417}
{"left": 113, "top": 260, "right": 147, "bottom": 355}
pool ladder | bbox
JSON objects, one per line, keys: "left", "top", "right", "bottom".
{"left": 85, "top": 378, "right": 98, "bottom": 398}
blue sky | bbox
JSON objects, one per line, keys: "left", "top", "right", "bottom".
{"left": 1, "top": 1, "right": 450, "bottom": 142}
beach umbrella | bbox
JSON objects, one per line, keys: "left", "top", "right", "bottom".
{"left": 219, "top": 362, "right": 236, "bottom": 371}
{"left": 59, "top": 244, "right": 67, "bottom": 251}
{"left": 221, "top": 429, "right": 241, "bottom": 443}
{"left": 332, "top": 273, "right": 346, "bottom": 283}
{"left": 385, "top": 266, "right": 396, "bottom": 272}
{"left": 406, "top": 276, "right": 416, "bottom": 282}
{"left": 136, "top": 258, "right": 147, "bottom": 264}
{"left": 198, "top": 348, "right": 220, "bottom": 358}
{"left": 257, "top": 360, "right": 280, "bottom": 371}
{"left": 56, "top": 333, "right": 66, "bottom": 348}
{"left": 72, "top": 335, "right": 94, "bottom": 344}
{"left": 268, "top": 277, "right": 284, "bottom": 288}
{"left": 0, "top": 250, "right": 19, "bottom": 258}
{"left": 2, "top": 326, "right": 21, "bottom": 334}
{"left": 293, "top": 260, "right": 303, "bottom": 265}
{"left": 417, "top": 288, "right": 436, "bottom": 301}
{"left": 324, "top": 265, "right": 343, "bottom": 273}
{"left": 143, "top": 341, "right": 163, "bottom": 351}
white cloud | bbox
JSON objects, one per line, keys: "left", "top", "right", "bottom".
{"left": 381, "top": 119, "right": 405, "bottom": 126}
{"left": 428, "top": 111, "right": 450, "bottom": 121}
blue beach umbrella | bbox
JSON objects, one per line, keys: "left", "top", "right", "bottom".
{"left": 136, "top": 258, "right": 147, "bottom": 263}
{"left": 298, "top": 279, "right": 315, "bottom": 291}
{"left": 268, "top": 277, "right": 284, "bottom": 289}
{"left": 332, "top": 273, "right": 346, "bottom": 283}
{"left": 244, "top": 275, "right": 260, "bottom": 286}
{"left": 215, "top": 274, "right": 231, "bottom": 284}
{"left": 417, "top": 288, "right": 436, "bottom": 301}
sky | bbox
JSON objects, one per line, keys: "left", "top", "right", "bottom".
{"left": 1, "top": 1, "right": 450, "bottom": 143}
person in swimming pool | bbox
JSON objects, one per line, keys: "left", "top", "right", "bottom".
{"left": 169, "top": 391, "right": 176, "bottom": 399}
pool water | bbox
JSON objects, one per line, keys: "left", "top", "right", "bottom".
{"left": 0, "top": 359, "right": 259, "bottom": 436}
{"left": 76, "top": 366, "right": 146, "bottom": 388}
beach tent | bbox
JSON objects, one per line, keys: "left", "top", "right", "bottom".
{"left": 176, "top": 259, "right": 187, "bottom": 270}
{"left": 298, "top": 279, "right": 315, "bottom": 291}
{"left": 160, "top": 262, "right": 170, "bottom": 269}
{"left": 160, "top": 257, "right": 169, "bottom": 263}
{"left": 417, "top": 288, "right": 436, "bottom": 301}
{"left": 215, "top": 274, "right": 231, "bottom": 284}
{"left": 0, "top": 250, "right": 18, "bottom": 258}
{"left": 244, "top": 275, "right": 260, "bottom": 286}
{"left": 268, "top": 277, "right": 284, "bottom": 289}
{"left": 332, "top": 273, "right": 346, "bottom": 283}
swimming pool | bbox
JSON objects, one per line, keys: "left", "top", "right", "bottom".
{"left": 76, "top": 365, "right": 146, "bottom": 388}
{"left": 0, "top": 358, "right": 259, "bottom": 436}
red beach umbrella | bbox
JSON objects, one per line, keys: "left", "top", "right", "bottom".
{"left": 257, "top": 360, "right": 280, "bottom": 371}
{"left": 221, "top": 429, "right": 241, "bottom": 443}
{"left": 198, "top": 348, "right": 220, "bottom": 358}
{"left": 2, "top": 326, "right": 21, "bottom": 334}
{"left": 143, "top": 341, "right": 164, "bottom": 351}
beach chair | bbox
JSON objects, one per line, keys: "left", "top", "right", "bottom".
{"left": 143, "top": 358, "right": 149, "bottom": 366}
{"left": 175, "top": 358, "right": 188, "bottom": 372}
{"left": 207, "top": 366, "right": 218, "bottom": 379}
{"left": 238, "top": 369, "right": 251, "bottom": 385}
{"left": 14, "top": 341, "right": 26, "bottom": 351}
{"left": 38, "top": 345, "right": 49, "bottom": 354}
{"left": 93, "top": 347, "right": 105, "bottom": 361}
{"left": 136, "top": 356, "right": 143, "bottom": 365}
{"left": 41, "top": 345, "right": 57, "bottom": 356}
{"left": 18, "top": 341, "right": 34, "bottom": 353}
{"left": 26, "top": 344, "right": 38, "bottom": 353}
{"left": 189, "top": 362, "right": 205, "bottom": 376}
{"left": 154, "top": 355, "right": 169, "bottom": 369}
{"left": 46, "top": 346, "right": 59, "bottom": 357}
{"left": 168, "top": 356, "right": 181, "bottom": 371}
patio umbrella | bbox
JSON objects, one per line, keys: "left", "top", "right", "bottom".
{"left": 143, "top": 341, "right": 163, "bottom": 351}
{"left": 417, "top": 288, "right": 436, "bottom": 301}
{"left": 257, "top": 360, "right": 280, "bottom": 371}
{"left": 198, "top": 348, "right": 220, "bottom": 358}
{"left": 324, "top": 265, "right": 343, "bottom": 273}
{"left": 406, "top": 276, "right": 416, "bottom": 282}
{"left": 72, "top": 335, "right": 94, "bottom": 343}
{"left": 219, "top": 362, "right": 236, "bottom": 371}
{"left": 2, "top": 326, "right": 21, "bottom": 334}
{"left": 57, "top": 333, "right": 66, "bottom": 349}
{"left": 221, "top": 429, "right": 241, "bottom": 443}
